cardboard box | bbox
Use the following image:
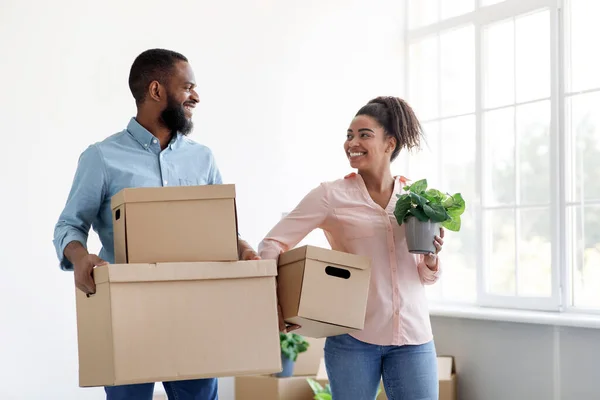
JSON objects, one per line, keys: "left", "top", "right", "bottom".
{"left": 111, "top": 184, "right": 238, "bottom": 264}
{"left": 76, "top": 261, "right": 281, "bottom": 387}
{"left": 293, "top": 337, "right": 325, "bottom": 376}
{"left": 314, "top": 356, "right": 456, "bottom": 400}
{"left": 235, "top": 376, "right": 324, "bottom": 400}
{"left": 438, "top": 356, "right": 457, "bottom": 400}
{"left": 277, "top": 246, "right": 371, "bottom": 338}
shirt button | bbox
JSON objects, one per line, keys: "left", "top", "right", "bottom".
{"left": 395, "top": 310, "right": 399, "bottom": 315}
{"left": 153, "top": 139, "right": 158, "bottom": 144}
{"left": 144, "top": 143, "right": 148, "bottom": 148}
{"left": 163, "top": 180, "right": 168, "bottom": 185}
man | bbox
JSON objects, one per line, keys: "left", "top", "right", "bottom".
{"left": 53, "top": 48, "right": 260, "bottom": 399}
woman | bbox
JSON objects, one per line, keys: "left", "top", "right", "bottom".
{"left": 258, "top": 96, "right": 444, "bottom": 399}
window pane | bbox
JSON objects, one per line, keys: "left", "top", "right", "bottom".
{"left": 567, "top": 92, "right": 600, "bottom": 202}
{"left": 570, "top": 205, "right": 600, "bottom": 308}
{"left": 408, "top": 122, "right": 440, "bottom": 188}
{"left": 569, "top": 0, "right": 600, "bottom": 92}
{"left": 487, "top": 209, "right": 516, "bottom": 295}
{"left": 517, "top": 208, "right": 552, "bottom": 297}
{"left": 440, "top": 25, "right": 475, "bottom": 116}
{"left": 440, "top": 116, "right": 477, "bottom": 302}
{"left": 484, "top": 107, "right": 515, "bottom": 205}
{"left": 515, "top": 10, "right": 550, "bottom": 102}
{"left": 517, "top": 100, "right": 551, "bottom": 205}
{"left": 441, "top": 0, "right": 474, "bottom": 20}
{"left": 409, "top": 37, "right": 439, "bottom": 121}
{"left": 440, "top": 207, "right": 477, "bottom": 302}
{"left": 483, "top": 18, "right": 515, "bottom": 109}
{"left": 408, "top": 0, "right": 439, "bottom": 29}
{"left": 441, "top": 116, "right": 476, "bottom": 202}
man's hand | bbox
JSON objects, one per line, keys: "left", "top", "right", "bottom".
{"left": 64, "top": 241, "right": 107, "bottom": 295}
{"left": 240, "top": 248, "right": 261, "bottom": 261}
{"left": 237, "top": 238, "right": 261, "bottom": 261}
{"left": 73, "top": 254, "right": 107, "bottom": 295}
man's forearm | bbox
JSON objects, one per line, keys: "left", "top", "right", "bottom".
{"left": 64, "top": 241, "right": 89, "bottom": 266}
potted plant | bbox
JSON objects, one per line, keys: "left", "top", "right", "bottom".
{"left": 272, "top": 332, "right": 310, "bottom": 378}
{"left": 306, "top": 378, "right": 382, "bottom": 399}
{"left": 394, "top": 179, "right": 466, "bottom": 254}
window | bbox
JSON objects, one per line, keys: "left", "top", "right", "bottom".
{"left": 565, "top": 0, "right": 600, "bottom": 311}
{"left": 405, "top": 0, "right": 600, "bottom": 312}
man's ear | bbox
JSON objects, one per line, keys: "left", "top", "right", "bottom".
{"left": 148, "top": 81, "right": 163, "bottom": 102}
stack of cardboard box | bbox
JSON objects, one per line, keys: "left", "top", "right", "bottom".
{"left": 74, "top": 184, "right": 380, "bottom": 394}
{"left": 75, "top": 185, "right": 282, "bottom": 387}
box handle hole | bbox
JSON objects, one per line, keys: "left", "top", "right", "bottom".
{"left": 115, "top": 209, "right": 121, "bottom": 220}
{"left": 325, "top": 266, "right": 351, "bottom": 279}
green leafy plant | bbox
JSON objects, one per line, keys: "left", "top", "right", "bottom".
{"left": 280, "top": 332, "right": 309, "bottom": 362}
{"left": 394, "top": 179, "right": 466, "bottom": 231}
{"left": 306, "top": 378, "right": 382, "bottom": 400}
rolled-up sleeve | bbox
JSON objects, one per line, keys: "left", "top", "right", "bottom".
{"left": 417, "top": 255, "right": 442, "bottom": 285}
{"left": 258, "top": 183, "right": 330, "bottom": 260}
{"left": 207, "top": 149, "right": 223, "bottom": 185}
{"left": 53, "top": 145, "right": 106, "bottom": 271}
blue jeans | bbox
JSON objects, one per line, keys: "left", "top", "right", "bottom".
{"left": 324, "top": 334, "right": 438, "bottom": 400}
{"left": 104, "top": 378, "right": 218, "bottom": 400}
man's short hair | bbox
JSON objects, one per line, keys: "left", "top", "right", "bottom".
{"left": 128, "top": 49, "right": 188, "bottom": 104}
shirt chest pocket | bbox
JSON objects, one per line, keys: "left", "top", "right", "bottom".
{"left": 333, "top": 207, "right": 377, "bottom": 240}
{"left": 178, "top": 177, "right": 207, "bottom": 186}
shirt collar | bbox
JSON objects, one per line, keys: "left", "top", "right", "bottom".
{"left": 126, "top": 117, "right": 182, "bottom": 151}
{"left": 343, "top": 172, "right": 409, "bottom": 185}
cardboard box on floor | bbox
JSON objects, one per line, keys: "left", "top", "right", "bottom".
{"left": 76, "top": 260, "right": 281, "bottom": 387}
{"left": 111, "top": 184, "right": 239, "bottom": 264}
{"left": 235, "top": 375, "right": 328, "bottom": 400}
{"left": 277, "top": 246, "right": 371, "bottom": 338}
{"left": 438, "top": 356, "right": 458, "bottom": 400}
{"left": 293, "top": 337, "right": 325, "bottom": 376}
{"left": 314, "top": 356, "right": 457, "bottom": 400}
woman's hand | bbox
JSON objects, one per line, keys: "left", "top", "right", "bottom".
{"left": 424, "top": 227, "right": 445, "bottom": 270}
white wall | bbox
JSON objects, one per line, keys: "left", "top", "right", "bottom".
{"left": 432, "top": 316, "right": 600, "bottom": 400}
{"left": 0, "top": 0, "right": 406, "bottom": 398}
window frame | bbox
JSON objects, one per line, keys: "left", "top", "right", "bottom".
{"left": 405, "top": 0, "right": 568, "bottom": 311}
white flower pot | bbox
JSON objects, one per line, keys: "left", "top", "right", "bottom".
{"left": 405, "top": 216, "right": 439, "bottom": 254}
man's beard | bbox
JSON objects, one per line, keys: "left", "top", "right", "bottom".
{"left": 160, "top": 94, "right": 193, "bottom": 136}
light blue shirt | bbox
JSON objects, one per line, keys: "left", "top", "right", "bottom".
{"left": 53, "top": 118, "right": 223, "bottom": 271}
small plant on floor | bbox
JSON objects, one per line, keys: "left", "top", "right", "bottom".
{"left": 280, "top": 332, "right": 309, "bottom": 362}
{"left": 273, "top": 333, "right": 310, "bottom": 377}
{"left": 306, "top": 378, "right": 382, "bottom": 400}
